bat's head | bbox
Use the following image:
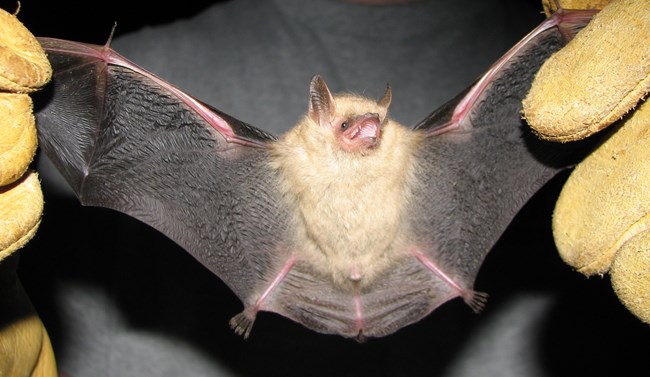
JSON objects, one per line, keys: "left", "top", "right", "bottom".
{"left": 307, "top": 75, "right": 392, "bottom": 154}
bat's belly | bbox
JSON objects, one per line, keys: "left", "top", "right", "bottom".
{"left": 297, "top": 180, "right": 410, "bottom": 288}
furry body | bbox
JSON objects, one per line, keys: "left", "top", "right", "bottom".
{"left": 271, "top": 83, "right": 423, "bottom": 288}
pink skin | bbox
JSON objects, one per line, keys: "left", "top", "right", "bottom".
{"left": 65, "top": 35, "right": 268, "bottom": 148}
{"left": 334, "top": 113, "right": 382, "bottom": 152}
{"left": 412, "top": 247, "right": 487, "bottom": 313}
{"left": 230, "top": 254, "right": 296, "bottom": 338}
{"left": 354, "top": 289, "right": 364, "bottom": 336}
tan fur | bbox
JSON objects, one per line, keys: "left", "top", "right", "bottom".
{"left": 271, "top": 93, "right": 423, "bottom": 289}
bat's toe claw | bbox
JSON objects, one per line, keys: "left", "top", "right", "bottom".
{"left": 465, "top": 291, "right": 488, "bottom": 313}
{"left": 229, "top": 311, "right": 256, "bottom": 339}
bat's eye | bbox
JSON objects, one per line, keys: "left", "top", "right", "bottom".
{"left": 341, "top": 121, "right": 349, "bottom": 130}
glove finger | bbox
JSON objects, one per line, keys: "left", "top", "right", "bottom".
{"left": 0, "top": 8, "right": 51, "bottom": 93}
{"left": 0, "top": 93, "right": 37, "bottom": 186}
{"left": 611, "top": 225, "right": 650, "bottom": 324}
{"left": 0, "top": 171, "right": 43, "bottom": 261}
{"left": 552, "top": 99, "right": 650, "bottom": 275}
{"left": 524, "top": 0, "right": 650, "bottom": 141}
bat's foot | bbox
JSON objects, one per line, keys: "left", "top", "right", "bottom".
{"left": 228, "top": 255, "right": 296, "bottom": 338}
{"left": 229, "top": 310, "right": 256, "bottom": 339}
{"left": 354, "top": 330, "right": 367, "bottom": 343}
{"left": 463, "top": 290, "right": 488, "bottom": 313}
{"left": 412, "top": 247, "right": 489, "bottom": 313}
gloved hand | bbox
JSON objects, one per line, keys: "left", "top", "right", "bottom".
{"left": 523, "top": 0, "right": 650, "bottom": 323}
{"left": 0, "top": 6, "right": 57, "bottom": 377}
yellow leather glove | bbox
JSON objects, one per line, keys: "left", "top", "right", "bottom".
{"left": 523, "top": 0, "right": 650, "bottom": 323}
{"left": 0, "top": 6, "right": 57, "bottom": 377}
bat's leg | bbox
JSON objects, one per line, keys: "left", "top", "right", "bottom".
{"left": 411, "top": 248, "right": 488, "bottom": 313}
{"left": 229, "top": 255, "right": 296, "bottom": 338}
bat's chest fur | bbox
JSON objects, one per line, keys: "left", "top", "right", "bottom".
{"left": 272, "top": 122, "right": 421, "bottom": 288}
{"left": 296, "top": 171, "right": 411, "bottom": 286}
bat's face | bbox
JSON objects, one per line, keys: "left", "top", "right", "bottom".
{"left": 307, "top": 75, "right": 392, "bottom": 154}
{"left": 332, "top": 112, "right": 381, "bottom": 152}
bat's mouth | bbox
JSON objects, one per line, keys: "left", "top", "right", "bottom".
{"left": 343, "top": 114, "right": 381, "bottom": 151}
{"left": 350, "top": 121, "right": 379, "bottom": 140}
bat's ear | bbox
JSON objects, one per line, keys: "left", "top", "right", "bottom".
{"left": 377, "top": 84, "right": 392, "bottom": 119}
{"left": 308, "top": 75, "right": 336, "bottom": 126}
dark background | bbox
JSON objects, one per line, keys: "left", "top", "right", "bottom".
{"left": 3, "top": 1, "right": 219, "bottom": 41}
{"left": 6, "top": 1, "right": 650, "bottom": 376}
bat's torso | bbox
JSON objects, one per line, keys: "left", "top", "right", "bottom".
{"left": 271, "top": 115, "right": 423, "bottom": 289}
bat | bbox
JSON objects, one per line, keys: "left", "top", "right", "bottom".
{"left": 33, "top": 7, "right": 598, "bottom": 340}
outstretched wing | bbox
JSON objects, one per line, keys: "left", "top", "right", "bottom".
{"left": 34, "top": 37, "right": 292, "bottom": 304}
{"left": 397, "top": 7, "right": 600, "bottom": 328}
